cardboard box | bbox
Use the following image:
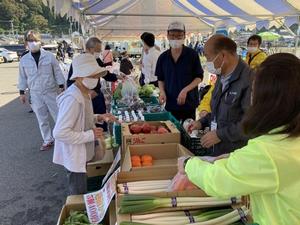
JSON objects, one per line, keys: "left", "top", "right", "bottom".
{"left": 116, "top": 167, "right": 209, "bottom": 223}
{"left": 87, "top": 149, "right": 114, "bottom": 177}
{"left": 116, "top": 198, "right": 250, "bottom": 224}
{"left": 57, "top": 195, "right": 85, "bottom": 225}
{"left": 57, "top": 195, "right": 116, "bottom": 225}
{"left": 122, "top": 143, "right": 194, "bottom": 171}
{"left": 115, "top": 169, "right": 250, "bottom": 224}
{"left": 121, "top": 121, "right": 180, "bottom": 155}
{"left": 116, "top": 167, "right": 207, "bottom": 198}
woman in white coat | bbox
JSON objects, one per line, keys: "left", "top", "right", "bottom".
{"left": 53, "top": 53, "right": 113, "bottom": 195}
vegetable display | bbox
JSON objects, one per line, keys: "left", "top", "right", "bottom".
{"left": 131, "top": 155, "right": 154, "bottom": 167}
{"left": 119, "top": 195, "right": 242, "bottom": 214}
{"left": 138, "top": 84, "right": 156, "bottom": 98}
{"left": 129, "top": 123, "right": 169, "bottom": 134}
{"left": 113, "top": 83, "right": 123, "bottom": 100}
{"left": 118, "top": 180, "right": 171, "bottom": 194}
{"left": 113, "top": 84, "right": 156, "bottom": 100}
{"left": 104, "top": 135, "right": 118, "bottom": 149}
{"left": 119, "top": 206, "right": 249, "bottom": 225}
{"left": 63, "top": 211, "right": 102, "bottom": 225}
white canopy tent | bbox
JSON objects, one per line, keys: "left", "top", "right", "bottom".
{"left": 44, "top": 0, "right": 300, "bottom": 39}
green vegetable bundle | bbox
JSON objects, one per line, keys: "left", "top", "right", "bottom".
{"left": 120, "top": 206, "right": 249, "bottom": 225}
{"left": 63, "top": 211, "right": 102, "bottom": 225}
{"left": 113, "top": 83, "right": 123, "bottom": 100}
{"left": 119, "top": 195, "right": 241, "bottom": 214}
{"left": 139, "top": 84, "right": 156, "bottom": 98}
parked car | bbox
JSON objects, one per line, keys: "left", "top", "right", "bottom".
{"left": 0, "top": 55, "right": 4, "bottom": 64}
{"left": 42, "top": 44, "right": 58, "bottom": 55}
{"left": 0, "top": 48, "right": 19, "bottom": 62}
{"left": 0, "top": 44, "right": 26, "bottom": 58}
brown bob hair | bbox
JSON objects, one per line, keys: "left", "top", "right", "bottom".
{"left": 242, "top": 53, "right": 300, "bottom": 138}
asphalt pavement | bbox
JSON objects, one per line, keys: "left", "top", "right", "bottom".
{"left": 0, "top": 62, "right": 68, "bottom": 225}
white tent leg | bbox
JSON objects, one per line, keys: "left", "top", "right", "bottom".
{"left": 294, "top": 17, "right": 300, "bottom": 57}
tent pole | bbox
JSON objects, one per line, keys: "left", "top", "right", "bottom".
{"left": 94, "top": 27, "right": 209, "bottom": 32}
{"left": 295, "top": 16, "right": 300, "bottom": 57}
{"left": 84, "top": 13, "right": 300, "bottom": 18}
{"left": 276, "top": 18, "right": 296, "bottom": 37}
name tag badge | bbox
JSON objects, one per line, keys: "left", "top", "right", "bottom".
{"left": 211, "top": 121, "right": 218, "bottom": 131}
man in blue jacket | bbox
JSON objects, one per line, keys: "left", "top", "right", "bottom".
{"left": 190, "top": 35, "right": 253, "bottom": 156}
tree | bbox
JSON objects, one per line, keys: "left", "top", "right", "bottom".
{"left": 0, "top": 0, "right": 73, "bottom": 35}
{"left": 25, "top": 0, "right": 43, "bottom": 14}
{"left": 29, "top": 15, "right": 48, "bottom": 31}
{"left": 0, "top": 0, "right": 27, "bottom": 30}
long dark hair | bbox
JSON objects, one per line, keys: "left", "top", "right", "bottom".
{"left": 242, "top": 53, "right": 300, "bottom": 138}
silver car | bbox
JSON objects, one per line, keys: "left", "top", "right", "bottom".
{"left": 0, "top": 48, "right": 19, "bottom": 62}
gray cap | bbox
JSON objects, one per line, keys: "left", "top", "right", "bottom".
{"left": 168, "top": 21, "right": 185, "bottom": 32}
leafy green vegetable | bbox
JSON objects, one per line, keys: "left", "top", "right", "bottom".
{"left": 63, "top": 211, "right": 102, "bottom": 225}
{"left": 113, "top": 83, "right": 123, "bottom": 100}
{"left": 138, "top": 84, "right": 155, "bottom": 98}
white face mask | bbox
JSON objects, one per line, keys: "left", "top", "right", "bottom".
{"left": 247, "top": 47, "right": 258, "bottom": 53}
{"left": 82, "top": 78, "right": 98, "bottom": 89}
{"left": 169, "top": 39, "right": 184, "bottom": 49}
{"left": 28, "top": 41, "right": 41, "bottom": 53}
{"left": 205, "top": 54, "right": 224, "bottom": 75}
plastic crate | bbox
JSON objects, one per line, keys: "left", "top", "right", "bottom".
{"left": 181, "top": 129, "right": 209, "bottom": 156}
{"left": 114, "top": 124, "right": 122, "bottom": 145}
{"left": 140, "top": 96, "right": 159, "bottom": 105}
{"left": 112, "top": 96, "right": 159, "bottom": 110}
{"left": 113, "top": 111, "right": 182, "bottom": 145}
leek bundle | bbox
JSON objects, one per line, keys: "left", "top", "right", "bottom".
{"left": 119, "top": 195, "right": 241, "bottom": 214}
{"left": 118, "top": 180, "right": 171, "bottom": 194}
{"left": 132, "top": 209, "right": 204, "bottom": 220}
{"left": 120, "top": 206, "right": 249, "bottom": 225}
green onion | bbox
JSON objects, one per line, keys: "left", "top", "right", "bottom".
{"left": 132, "top": 210, "right": 204, "bottom": 220}
{"left": 119, "top": 195, "right": 241, "bottom": 214}
{"left": 120, "top": 207, "right": 248, "bottom": 225}
{"left": 120, "top": 222, "right": 150, "bottom": 225}
{"left": 132, "top": 209, "right": 233, "bottom": 225}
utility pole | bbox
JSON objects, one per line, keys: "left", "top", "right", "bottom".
{"left": 0, "top": 19, "right": 14, "bottom": 36}
{"left": 10, "top": 20, "right": 14, "bottom": 37}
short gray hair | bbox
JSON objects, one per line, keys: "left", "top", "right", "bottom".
{"left": 85, "top": 37, "right": 102, "bottom": 50}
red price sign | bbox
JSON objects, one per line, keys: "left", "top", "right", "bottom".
{"left": 131, "top": 136, "right": 146, "bottom": 145}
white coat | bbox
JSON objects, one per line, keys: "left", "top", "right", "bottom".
{"left": 18, "top": 48, "right": 65, "bottom": 93}
{"left": 53, "top": 84, "right": 96, "bottom": 173}
{"left": 18, "top": 49, "right": 65, "bottom": 144}
{"left": 141, "top": 47, "right": 161, "bottom": 84}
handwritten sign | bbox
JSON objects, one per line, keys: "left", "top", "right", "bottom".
{"left": 84, "top": 168, "right": 120, "bottom": 223}
{"left": 131, "top": 136, "right": 146, "bottom": 145}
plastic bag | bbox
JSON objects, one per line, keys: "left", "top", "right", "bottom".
{"left": 90, "top": 138, "right": 106, "bottom": 162}
{"left": 168, "top": 172, "right": 198, "bottom": 192}
{"left": 121, "top": 77, "right": 138, "bottom": 99}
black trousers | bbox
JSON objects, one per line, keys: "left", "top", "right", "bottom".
{"left": 66, "top": 170, "right": 87, "bottom": 195}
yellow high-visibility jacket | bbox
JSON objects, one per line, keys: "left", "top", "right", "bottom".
{"left": 185, "top": 130, "right": 300, "bottom": 225}
{"left": 245, "top": 50, "right": 267, "bottom": 69}
{"left": 197, "top": 85, "right": 214, "bottom": 113}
